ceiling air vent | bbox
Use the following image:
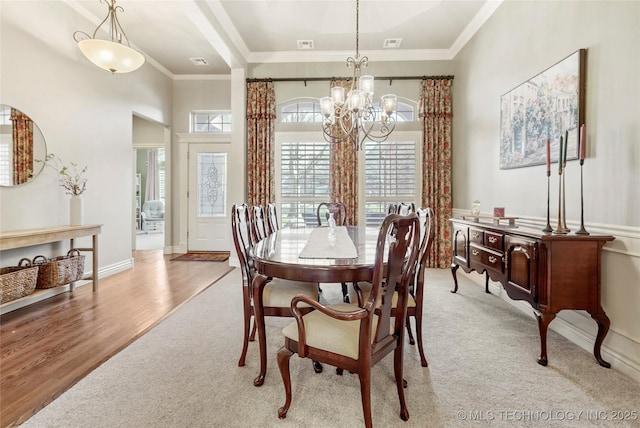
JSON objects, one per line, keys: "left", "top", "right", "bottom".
{"left": 297, "top": 40, "right": 314, "bottom": 50}
{"left": 189, "top": 57, "right": 209, "bottom": 66}
{"left": 383, "top": 38, "right": 402, "bottom": 49}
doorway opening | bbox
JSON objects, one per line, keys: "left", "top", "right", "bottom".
{"left": 136, "top": 147, "right": 166, "bottom": 250}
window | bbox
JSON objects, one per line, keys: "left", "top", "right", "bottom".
{"left": 196, "top": 152, "right": 226, "bottom": 217}
{"left": 280, "top": 140, "right": 330, "bottom": 228}
{"left": 277, "top": 98, "right": 419, "bottom": 226}
{"left": 190, "top": 111, "right": 232, "bottom": 133}
{"left": 278, "top": 98, "right": 415, "bottom": 124}
{"left": 280, "top": 99, "right": 323, "bottom": 123}
{"left": 364, "top": 139, "right": 417, "bottom": 226}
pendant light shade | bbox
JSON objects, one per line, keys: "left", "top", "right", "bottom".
{"left": 78, "top": 39, "right": 145, "bottom": 74}
{"left": 74, "top": 0, "right": 145, "bottom": 74}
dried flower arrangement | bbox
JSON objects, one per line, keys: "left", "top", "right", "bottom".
{"left": 43, "top": 154, "right": 88, "bottom": 196}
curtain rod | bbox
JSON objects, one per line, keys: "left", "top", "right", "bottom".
{"left": 246, "top": 75, "right": 453, "bottom": 85}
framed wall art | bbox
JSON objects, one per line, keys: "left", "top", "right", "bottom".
{"left": 499, "top": 49, "right": 586, "bottom": 169}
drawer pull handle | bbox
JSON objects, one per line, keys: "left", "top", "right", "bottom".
{"left": 472, "top": 232, "right": 480, "bottom": 239}
{"left": 488, "top": 236, "right": 497, "bottom": 243}
{"left": 488, "top": 255, "right": 497, "bottom": 264}
{"left": 472, "top": 249, "right": 480, "bottom": 256}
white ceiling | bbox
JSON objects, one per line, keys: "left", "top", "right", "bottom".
{"left": 60, "top": 0, "right": 501, "bottom": 77}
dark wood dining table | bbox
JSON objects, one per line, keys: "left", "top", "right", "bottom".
{"left": 249, "top": 225, "right": 380, "bottom": 386}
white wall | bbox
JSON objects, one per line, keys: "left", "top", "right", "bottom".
{"left": 452, "top": 0, "right": 640, "bottom": 380}
{"left": 0, "top": 2, "right": 172, "bottom": 274}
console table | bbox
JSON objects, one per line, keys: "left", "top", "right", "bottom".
{"left": 449, "top": 218, "right": 614, "bottom": 367}
{"left": 0, "top": 224, "right": 102, "bottom": 292}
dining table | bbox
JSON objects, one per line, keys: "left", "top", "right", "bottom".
{"left": 249, "top": 225, "right": 381, "bottom": 386}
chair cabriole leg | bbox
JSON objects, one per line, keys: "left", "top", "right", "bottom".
{"left": 277, "top": 347, "right": 294, "bottom": 419}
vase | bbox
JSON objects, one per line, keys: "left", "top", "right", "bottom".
{"left": 70, "top": 195, "right": 84, "bottom": 225}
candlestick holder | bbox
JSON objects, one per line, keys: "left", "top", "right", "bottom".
{"left": 542, "top": 171, "right": 553, "bottom": 233}
{"left": 561, "top": 167, "right": 570, "bottom": 232}
{"left": 554, "top": 169, "right": 569, "bottom": 235}
{"left": 575, "top": 158, "right": 589, "bottom": 235}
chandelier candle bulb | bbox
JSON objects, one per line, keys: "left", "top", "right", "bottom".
{"left": 359, "top": 75, "right": 374, "bottom": 94}
{"left": 382, "top": 94, "right": 397, "bottom": 115}
{"left": 331, "top": 86, "right": 345, "bottom": 104}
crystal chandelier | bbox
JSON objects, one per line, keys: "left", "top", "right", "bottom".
{"left": 73, "top": 0, "right": 145, "bottom": 74}
{"left": 320, "top": 0, "right": 396, "bottom": 150}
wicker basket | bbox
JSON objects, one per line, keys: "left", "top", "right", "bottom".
{"left": 33, "top": 249, "right": 85, "bottom": 289}
{"left": 0, "top": 258, "right": 39, "bottom": 304}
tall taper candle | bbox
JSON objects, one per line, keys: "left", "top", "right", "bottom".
{"left": 563, "top": 130, "right": 569, "bottom": 165}
{"left": 558, "top": 135, "right": 563, "bottom": 173}
{"left": 543, "top": 139, "right": 552, "bottom": 233}
{"left": 546, "top": 139, "right": 551, "bottom": 173}
{"left": 579, "top": 124, "right": 586, "bottom": 162}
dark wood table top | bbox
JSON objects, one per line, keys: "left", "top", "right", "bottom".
{"left": 250, "top": 226, "right": 380, "bottom": 283}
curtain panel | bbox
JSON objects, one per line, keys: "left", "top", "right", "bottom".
{"left": 246, "top": 81, "right": 276, "bottom": 207}
{"left": 145, "top": 149, "right": 160, "bottom": 203}
{"left": 329, "top": 80, "right": 358, "bottom": 226}
{"left": 419, "top": 78, "right": 453, "bottom": 268}
{"left": 10, "top": 108, "right": 34, "bottom": 185}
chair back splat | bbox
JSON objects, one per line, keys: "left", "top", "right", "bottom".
{"left": 250, "top": 205, "right": 269, "bottom": 244}
{"left": 316, "top": 202, "right": 347, "bottom": 226}
{"left": 277, "top": 213, "right": 421, "bottom": 427}
{"left": 266, "top": 203, "right": 279, "bottom": 234}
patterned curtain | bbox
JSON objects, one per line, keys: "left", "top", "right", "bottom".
{"left": 419, "top": 78, "right": 453, "bottom": 268}
{"left": 329, "top": 80, "right": 358, "bottom": 225}
{"left": 246, "top": 80, "right": 276, "bottom": 207}
{"left": 10, "top": 108, "right": 34, "bottom": 185}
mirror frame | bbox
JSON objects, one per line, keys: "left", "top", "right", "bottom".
{"left": 0, "top": 104, "right": 47, "bottom": 187}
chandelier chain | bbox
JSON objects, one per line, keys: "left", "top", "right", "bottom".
{"left": 355, "top": 0, "right": 359, "bottom": 58}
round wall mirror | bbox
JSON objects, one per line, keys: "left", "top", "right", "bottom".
{"left": 0, "top": 104, "right": 47, "bottom": 187}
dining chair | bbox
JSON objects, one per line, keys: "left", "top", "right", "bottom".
{"left": 350, "top": 207, "right": 435, "bottom": 367}
{"left": 316, "top": 202, "right": 347, "bottom": 227}
{"left": 231, "top": 204, "right": 320, "bottom": 386}
{"left": 276, "top": 213, "right": 421, "bottom": 428}
{"left": 315, "top": 201, "right": 349, "bottom": 302}
{"left": 266, "top": 202, "right": 279, "bottom": 234}
{"left": 388, "top": 202, "right": 415, "bottom": 216}
{"left": 250, "top": 205, "right": 269, "bottom": 244}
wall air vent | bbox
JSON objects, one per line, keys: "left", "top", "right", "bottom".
{"left": 383, "top": 38, "right": 402, "bottom": 49}
{"left": 189, "top": 57, "right": 209, "bottom": 65}
{"left": 297, "top": 40, "right": 314, "bottom": 50}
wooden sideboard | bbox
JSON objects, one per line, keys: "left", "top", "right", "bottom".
{"left": 0, "top": 225, "right": 101, "bottom": 311}
{"left": 449, "top": 218, "right": 614, "bottom": 367}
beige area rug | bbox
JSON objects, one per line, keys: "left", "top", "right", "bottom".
{"left": 171, "top": 251, "right": 230, "bottom": 262}
{"left": 21, "top": 269, "right": 640, "bottom": 427}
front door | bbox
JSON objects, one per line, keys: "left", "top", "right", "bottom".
{"left": 187, "top": 144, "right": 229, "bottom": 251}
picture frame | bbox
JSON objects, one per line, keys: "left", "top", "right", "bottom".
{"left": 499, "top": 49, "right": 586, "bottom": 169}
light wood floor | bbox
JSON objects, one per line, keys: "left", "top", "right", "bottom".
{"left": 0, "top": 250, "right": 234, "bottom": 428}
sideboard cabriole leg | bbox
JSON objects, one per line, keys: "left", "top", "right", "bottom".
{"left": 591, "top": 311, "right": 611, "bottom": 368}
{"left": 535, "top": 312, "right": 556, "bottom": 366}
{"left": 450, "top": 263, "right": 459, "bottom": 293}
{"left": 484, "top": 271, "right": 491, "bottom": 294}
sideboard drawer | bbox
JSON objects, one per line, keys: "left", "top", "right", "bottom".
{"left": 484, "top": 231, "right": 504, "bottom": 251}
{"left": 470, "top": 244, "right": 504, "bottom": 273}
{"left": 469, "top": 228, "right": 484, "bottom": 245}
